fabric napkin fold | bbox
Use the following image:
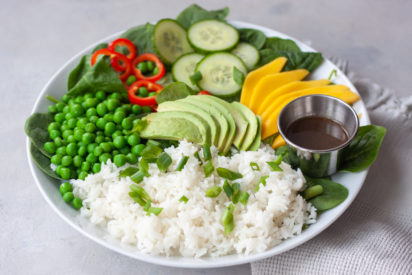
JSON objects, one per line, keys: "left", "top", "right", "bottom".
{"left": 251, "top": 58, "right": 412, "bottom": 275}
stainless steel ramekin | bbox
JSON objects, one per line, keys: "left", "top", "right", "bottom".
{"left": 277, "top": 94, "right": 359, "bottom": 177}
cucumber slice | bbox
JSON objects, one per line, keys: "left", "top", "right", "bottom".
{"left": 153, "top": 19, "right": 193, "bottom": 64}
{"left": 231, "top": 42, "right": 260, "bottom": 70}
{"left": 187, "top": 20, "right": 239, "bottom": 52}
{"left": 172, "top": 53, "right": 204, "bottom": 90}
{"left": 195, "top": 52, "right": 247, "bottom": 97}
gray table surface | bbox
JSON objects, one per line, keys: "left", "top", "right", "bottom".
{"left": 1, "top": 0, "right": 410, "bottom": 274}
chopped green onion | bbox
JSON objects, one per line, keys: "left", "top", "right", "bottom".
{"left": 175, "top": 156, "right": 189, "bottom": 171}
{"left": 194, "top": 151, "right": 203, "bottom": 165}
{"left": 146, "top": 207, "right": 163, "bottom": 216}
{"left": 156, "top": 152, "right": 172, "bottom": 172}
{"left": 239, "top": 191, "right": 250, "bottom": 205}
{"left": 328, "top": 69, "right": 337, "bottom": 80}
{"left": 130, "top": 170, "right": 145, "bottom": 183}
{"left": 267, "top": 156, "right": 283, "bottom": 171}
{"left": 250, "top": 162, "right": 260, "bottom": 171}
{"left": 141, "top": 144, "right": 163, "bottom": 159}
{"left": 139, "top": 158, "right": 149, "bottom": 174}
{"left": 221, "top": 203, "right": 235, "bottom": 235}
{"left": 216, "top": 167, "right": 243, "bottom": 180}
{"left": 202, "top": 144, "right": 212, "bottom": 161}
{"left": 254, "top": 175, "right": 269, "bottom": 192}
{"left": 119, "top": 167, "right": 139, "bottom": 177}
{"left": 146, "top": 139, "right": 162, "bottom": 147}
{"left": 46, "top": 95, "right": 63, "bottom": 104}
{"left": 232, "top": 183, "right": 240, "bottom": 204}
{"left": 179, "top": 195, "right": 189, "bottom": 203}
{"left": 223, "top": 180, "right": 233, "bottom": 199}
{"left": 204, "top": 160, "right": 214, "bottom": 177}
{"left": 205, "top": 186, "right": 222, "bottom": 198}
{"left": 233, "top": 66, "right": 245, "bottom": 86}
{"left": 129, "top": 185, "right": 151, "bottom": 201}
{"left": 129, "top": 192, "right": 146, "bottom": 206}
{"left": 190, "top": 71, "right": 202, "bottom": 85}
{"left": 303, "top": 185, "right": 323, "bottom": 200}
{"left": 144, "top": 200, "right": 152, "bottom": 211}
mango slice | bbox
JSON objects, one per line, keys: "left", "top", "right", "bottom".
{"left": 261, "top": 86, "right": 360, "bottom": 139}
{"left": 240, "top": 57, "right": 287, "bottom": 105}
{"left": 249, "top": 69, "right": 309, "bottom": 113}
{"left": 272, "top": 134, "right": 286, "bottom": 149}
{"left": 256, "top": 79, "right": 331, "bottom": 115}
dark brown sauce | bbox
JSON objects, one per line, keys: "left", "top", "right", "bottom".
{"left": 285, "top": 116, "right": 348, "bottom": 150}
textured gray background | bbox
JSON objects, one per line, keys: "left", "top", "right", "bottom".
{"left": 1, "top": 0, "right": 410, "bottom": 274}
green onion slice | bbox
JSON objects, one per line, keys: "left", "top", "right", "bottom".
{"left": 179, "top": 195, "right": 189, "bottom": 203}
{"left": 216, "top": 167, "right": 243, "bottom": 180}
{"left": 157, "top": 152, "right": 172, "bottom": 172}
{"left": 239, "top": 191, "right": 250, "bottom": 205}
{"left": 205, "top": 186, "right": 222, "bottom": 198}
{"left": 119, "top": 167, "right": 139, "bottom": 177}
{"left": 223, "top": 180, "right": 233, "bottom": 199}
{"left": 175, "top": 156, "right": 189, "bottom": 171}
{"left": 250, "top": 162, "right": 260, "bottom": 171}
{"left": 204, "top": 160, "right": 215, "bottom": 178}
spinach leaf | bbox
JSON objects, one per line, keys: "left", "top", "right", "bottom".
{"left": 156, "top": 82, "right": 194, "bottom": 104}
{"left": 67, "top": 54, "right": 92, "bottom": 90}
{"left": 263, "top": 37, "right": 300, "bottom": 52}
{"left": 238, "top": 28, "right": 266, "bottom": 50}
{"left": 340, "top": 125, "right": 386, "bottom": 172}
{"left": 30, "top": 143, "right": 62, "bottom": 180}
{"left": 67, "top": 56, "right": 127, "bottom": 97}
{"left": 120, "top": 23, "right": 155, "bottom": 54}
{"left": 305, "top": 177, "right": 348, "bottom": 211}
{"left": 275, "top": 145, "right": 299, "bottom": 168}
{"left": 25, "top": 112, "right": 53, "bottom": 157}
{"left": 176, "top": 4, "right": 229, "bottom": 29}
{"left": 92, "top": 43, "right": 108, "bottom": 53}
{"left": 259, "top": 49, "right": 323, "bottom": 72}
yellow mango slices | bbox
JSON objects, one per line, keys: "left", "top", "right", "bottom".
{"left": 256, "top": 79, "right": 331, "bottom": 114}
{"left": 272, "top": 134, "right": 286, "bottom": 148}
{"left": 240, "top": 57, "right": 287, "bottom": 105}
{"left": 249, "top": 69, "right": 309, "bottom": 113}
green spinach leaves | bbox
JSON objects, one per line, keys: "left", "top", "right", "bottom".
{"left": 176, "top": 4, "right": 229, "bottom": 29}
{"left": 25, "top": 112, "right": 54, "bottom": 157}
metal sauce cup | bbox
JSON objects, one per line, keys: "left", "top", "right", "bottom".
{"left": 277, "top": 94, "right": 359, "bottom": 177}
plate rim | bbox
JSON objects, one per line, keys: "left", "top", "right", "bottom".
{"left": 26, "top": 20, "right": 369, "bottom": 269}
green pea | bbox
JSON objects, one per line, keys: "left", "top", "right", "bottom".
{"left": 76, "top": 118, "right": 88, "bottom": 128}
{"left": 87, "top": 143, "right": 98, "bottom": 154}
{"left": 51, "top": 154, "right": 62, "bottom": 165}
{"left": 56, "top": 146, "right": 66, "bottom": 155}
{"left": 126, "top": 153, "right": 138, "bottom": 164}
{"left": 48, "top": 105, "right": 57, "bottom": 114}
{"left": 60, "top": 124, "right": 70, "bottom": 132}
{"left": 132, "top": 118, "right": 141, "bottom": 126}
{"left": 72, "top": 197, "right": 83, "bottom": 210}
{"left": 86, "top": 108, "right": 97, "bottom": 118}
{"left": 96, "top": 103, "right": 108, "bottom": 116}
{"left": 49, "top": 129, "right": 61, "bottom": 139}
{"left": 56, "top": 102, "right": 65, "bottom": 112}
{"left": 48, "top": 122, "right": 60, "bottom": 132}
{"left": 60, "top": 167, "right": 71, "bottom": 180}
{"left": 67, "top": 118, "right": 77, "bottom": 129}
{"left": 81, "top": 161, "right": 91, "bottom": 172}
{"left": 137, "top": 62, "right": 147, "bottom": 73}
{"left": 63, "top": 105, "right": 70, "bottom": 114}
{"left": 92, "top": 163, "right": 101, "bottom": 173}
{"left": 66, "top": 143, "right": 78, "bottom": 156}
{"left": 56, "top": 165, "right": 63, "bottom": 176}
{"left": 104, "top": 122, "right": 116, "bottom": 136}
{"left": 54, "top": 113, "right": 65, "bottom": 123}
{"left": 67, "top": 135, "right": 76, "bottom": 143}
{"left": 85, "top": 98, "right": 98, "bottom": 108}
{"left": 93, "top": 146, "right": 103, "bottom": 157}
{"left": 96, "top": 118, "right": 107, "bottom": 130}
{"left": 131, "top": 144, "right": 145, "bottom": 156}
{"left": 148, "top": 92, "right": 157, "bottom": 97}
{"left": 99, "top": 153, "right": 111, "bottom": 164}
{"left": 78, "top": 171, "right": 88, "bottom": 180}
{"left": 122, "top": 129, "right": 129, "bottom": 135}
{"left": 112, "top": 150, "right": 120, "bottom": 156}
{"left": 70, "top": 104, "right": 84, "bottom": 117}
{"left": 142, "top": 106, "right": 152, "bottom": 113}
{"left": 119, "top": 147, "right": 130, "bottom": 155}
{"left": 153, "top": 67, "right": 159, "bottom": 75}
{"left": 68, "top": 98, "right": 76, "bottom": 105}
{"left": 85, "top": 123, "right": 96, "bottom": 133}
{"left": 59, "top": 182, "right": 72, "bottom": 195}
{"left": 113, "top": 111, "right": 126, "bottom": 124}
{"left": 127, "top": 134, "right": 140, "bottom": 146}
{"left": 54, "top": 137, "right": 64, "bottom": 147}
{"left": 74, "top": 95, "right": 84, "bottom": 104}
{"left": 89, "top": 115, "right": 98, "bottom": 124}
{"left": 121, "top": 117, "right": 133, "bottom": 130}
{"left": 112, "top": 130, "right": 123, "bottom": 138}
{"left": 103, "top": 113, "right": 113, "bottom": 122}
{"left": 95, "top": 135, "right": 105, "bottom": 144}
{"left": 113, "top": 136, "right": 126, "bottom": 149}
{"left": 113, "top": 154, "right": 127, "bottom": 167}
{"left": 44, "top": 142, "right": 56, "bottom": 154}
{"left": 131, "top": 105, "right": 143, "bottom": 114}
{"left": 106, "top": 99, "right": 120, "bottom": 112}
{"left": 64, "top": 112, "right": 74, "bottom": 120}
{"left": 81, "top": 133, "right": 94, "bottom": 144}
{"left": 109, "top": 93, "right": 121, "bottom": 100}
{"left": 61, "top": 155, "right": 72, "bottom": 167}
{"left": 126, "top": 75, "right": 137, "bottom": 86}
{"left": 73, "top": 155, "right": 83, "bottom": 167}
{"left": 63, "top": 192, "right": 74, "bottom": 203}
{"left": 138, "top": 87, "right": 148, "bottom": 97}
{"left": 74, "top": 129, "right": 84, "bottom": 141}
{"left": 100, "top": 142, "right": 113, "bottom": 153}
{"left": 86, "top": 153, "right": 97, "bottom": 163}
{"left": 146, "top": 61, "right": 154, "bottom": 71}
{"left": 95, "top": 91, "right": 106, "bottom": 101}
{"left": 96, "top": 130, "right": 104, "bottom": 137}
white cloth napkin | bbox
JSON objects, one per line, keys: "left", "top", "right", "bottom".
{"left": 251, "top": 59, "right": 412, "bottom": 275}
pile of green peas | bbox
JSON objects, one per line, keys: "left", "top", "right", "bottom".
{"left": 44, "top": 90, "right": 152, "bottom": 180}
{"left": 59, "top": 182, "right": 82, "bottom": 209}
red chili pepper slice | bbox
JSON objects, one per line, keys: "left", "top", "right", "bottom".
{"left": 197, "top": 90, "right": 211, "bottom": 95}
{"left": 108, "top": 38, "right": 137, "bottom": 61}
{"left": 128, "top": 80, "right": 163, "bottom": 106}
{"left": 91, "top": 49, "right": 131, "bottom": 81}
{"left": 132, "top": 53, "right": 165, "bottom": 82}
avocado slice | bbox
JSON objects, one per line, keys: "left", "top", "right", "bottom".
{"left": 157, "top": 101, "right": 219, "bottom": 147}
{"left": 184, "top": 95, "right": 236, "bottom": 154}
{"left": 140, "top": 111, "right": 211, "bottom": 145}
{"left": 220, "top": 101, "right": 249, "bottom": 149}
{"left": 248, "top": 116, "right": 262, "bottom": 151}
{"left": 231, "top": 102, "right": 259, "bottom": 150}
{"left": 180, "top": 96, "right": 229, "bottom": 152}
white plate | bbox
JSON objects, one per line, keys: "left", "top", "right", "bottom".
{"left": 26, "top": 21, "right": 370, "bottom": 268}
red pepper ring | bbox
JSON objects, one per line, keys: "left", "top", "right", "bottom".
{"left": 91, "top": 49, "right": 131, "bottom": 81}
{"left": 132, "top": 53, "right": 165, "bottom": 82}
{"left": 108, "top": 38, "right": 137, "bottom": 61}
{"left": 128, "top": 80, "right": 163, "bottom": 106}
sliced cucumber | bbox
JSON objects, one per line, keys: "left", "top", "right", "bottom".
{"left": 195, "top": 52, "right": 247, "bottom": 97}
{"left": 172, "top": 53, "right": 204, "bottom": 90}
{"left": 153, "top": 19, "right": 193, "bottom": 64}
{"left": 187, "top": 19, "right": 239, "bottom": 52}
{"left": 231, "top": 42, "right": 260, "bottom": 70}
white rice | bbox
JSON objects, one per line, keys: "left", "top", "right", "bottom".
{"left": 72, "top": 140, "right": 316, "bottom": 257}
